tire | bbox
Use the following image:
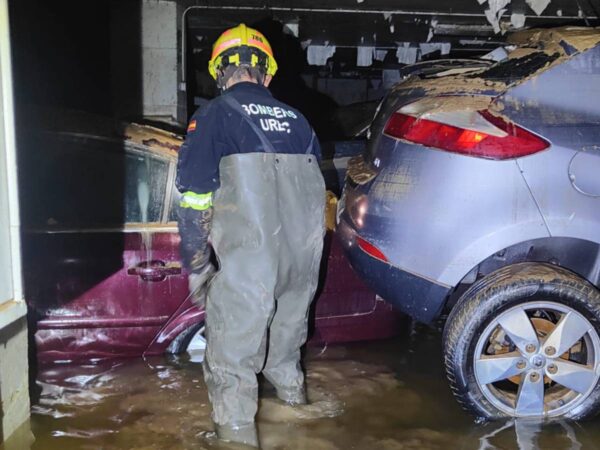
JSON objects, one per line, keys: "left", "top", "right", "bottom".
{"left": 443, "top": 262, "right": 600, "bottom": 420}
{"left": 166, "top": 322, "right": 206, "bottom": 363}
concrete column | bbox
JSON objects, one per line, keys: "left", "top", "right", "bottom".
{"left": 111, "top": 0, "right": 179, "bottom": 122}
{"left": 141, "top": 0, "right": 177, "bottom": 119}
{"left": 0, "top": 0, "right": 30, "bottom": 443}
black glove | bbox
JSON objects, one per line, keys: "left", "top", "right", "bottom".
{"left": 177, "top": 204, "right": 213, "bottom": 270}
{"left": 177, "top": 203, "right": 215, "bottom": 307}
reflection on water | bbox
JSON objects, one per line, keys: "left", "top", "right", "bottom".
{"left": 474, "top": 420, "right": 586, "bottom": 450}
{"left": 3, "top": 325, "right": 600, "bottom": 449}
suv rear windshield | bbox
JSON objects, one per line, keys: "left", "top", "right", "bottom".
{"left": 471, "top": 51, "right": 560, "bottom": 83}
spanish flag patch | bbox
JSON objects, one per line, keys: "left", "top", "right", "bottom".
{"left": 187, "top": 119, "right": 197, "bottom": 132}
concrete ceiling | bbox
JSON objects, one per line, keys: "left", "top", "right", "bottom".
{"left": 184, "top": 0, "right": 600, "bottom": 67}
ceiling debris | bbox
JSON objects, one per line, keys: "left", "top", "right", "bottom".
{"left": 427, "top": 18, "right": 438, "bottom": 42}
{"left": 185, "top": 1, "right": 597, "bottom": 84}
{"left": 511, "top": 13, "right": 526, "bottom": 28}
{"left": 396, "top": 42, "right": 418, "bottom": 64}
{"left": 478, "top": 0, "right": 557, "bottom": 33}
{"left": 490, "top": 0, "right": 512, "bottom": 13}
{"left": 484, "top": 9, "right": 503, "bottom": 33}
{"left": 307, "top": 44, "right": 336, "bottom": 65}
{"left": 482, "top": 0, "right": 511, "bottom": 33}
{"left": 283, "top": 21, "right": 299, "bottom": 38}
{"left": 526, "top": 0, "right": 552, "bottom": 16}
{"left": 374, "top": 50, "right": 388, "bottom": 61}
{"left": 420, "top": 42, "right": 451, "bottom": 56}
{"left": 383, "top": 12, "right": 395, "bottom": 33}
{"left": 357, "top": 46, "right": 375, "bottom": 66}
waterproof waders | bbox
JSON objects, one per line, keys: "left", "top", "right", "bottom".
{"left": 202, "top": 97, "right": 326, "bottom": 446}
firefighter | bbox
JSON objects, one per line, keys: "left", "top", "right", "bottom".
{"left": 176, "top": 24, "right": 325, "bottom": 448}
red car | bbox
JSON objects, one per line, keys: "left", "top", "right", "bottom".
{"left": 19, "top": 113, "right": 401, "bottom": 364}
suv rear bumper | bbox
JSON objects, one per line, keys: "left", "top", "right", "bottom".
{"left": 336, "top": 215, "right": 450, "bottom": 323}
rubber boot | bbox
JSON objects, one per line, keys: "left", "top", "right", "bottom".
{"left": 215, "top": 422, "right": 260, "bottom": 448}
{"left": 276, "top": 387, "right": 307, "bottom": 406}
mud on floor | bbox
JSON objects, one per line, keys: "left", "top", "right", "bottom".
{"left": 3, "top": 326, "right": 600, "bottom": 450}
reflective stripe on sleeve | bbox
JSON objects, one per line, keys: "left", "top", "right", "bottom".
{"left": 180, "top": 191, "right": 213, "bottom": 211}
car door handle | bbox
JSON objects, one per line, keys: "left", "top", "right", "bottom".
{"left": 127, "top": 260, "right": 182, "bottom": 282}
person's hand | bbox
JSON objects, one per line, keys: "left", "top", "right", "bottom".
{"left": 188, "top": 264, "right": 216, "bottom": 308}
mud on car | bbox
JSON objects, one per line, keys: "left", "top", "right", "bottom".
{"left": 337, "top": 27, "right": 600, "bottom": 419}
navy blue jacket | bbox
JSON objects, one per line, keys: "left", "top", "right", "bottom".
{"left": 176, "top": 82, "right": 321, "bottom": 195}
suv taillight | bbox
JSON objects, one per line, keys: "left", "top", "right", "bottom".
{"left": 357, "top": 236, "right": 388, "bottom": 263}
{"left": 383, "top": 109, "right": 549, "bottom": 160}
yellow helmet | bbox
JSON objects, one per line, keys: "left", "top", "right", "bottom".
{"left": 208, "top": 23, "right": 278, "bottom": 80}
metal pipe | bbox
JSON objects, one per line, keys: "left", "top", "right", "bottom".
{"left": 182, "top": 4, "right": 592, "bottom": 20}
{"left": 181, "top": 5, "right": 195, "bottom": 84}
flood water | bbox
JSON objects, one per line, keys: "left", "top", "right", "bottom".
{"left": 3, "top": 324, "right": 600, "bottom": 450}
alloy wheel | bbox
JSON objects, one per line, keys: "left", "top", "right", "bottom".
{"left": 473, "top": 301, "right": 600, "bottom": 417}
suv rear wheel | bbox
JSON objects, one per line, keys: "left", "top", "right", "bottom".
{"left": 443, "top": 263, "right": 600, "bottom": 419}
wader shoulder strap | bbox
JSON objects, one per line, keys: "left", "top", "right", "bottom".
{"left": 306, "top": 131, "right": 315, "bottom": 155}
{"left": 222, "top": 95, "right": 277, "bottom": 154}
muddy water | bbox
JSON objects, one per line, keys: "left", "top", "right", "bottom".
{"left": 3, "top": 325, "right": 600, "bottom": 450}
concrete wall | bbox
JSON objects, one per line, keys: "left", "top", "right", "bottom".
{"left": 0, "top": 0, "right": 16, "bottom": 311}
{"left": 9, "top": 0, "right": 113, "bottom": 115}
{"left": 0, "top": 318, "right": 29, "bottom": 443}
{"left": 0, "top": 0, "right": 29, "bottom": 442}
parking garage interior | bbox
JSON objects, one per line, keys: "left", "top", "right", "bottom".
{"left": 1, "top": 0, "right": 600, "bottom": 449}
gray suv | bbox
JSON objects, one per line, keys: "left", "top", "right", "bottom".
{"left": 337, "top": 27, "right": 600, "bottom": 420}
